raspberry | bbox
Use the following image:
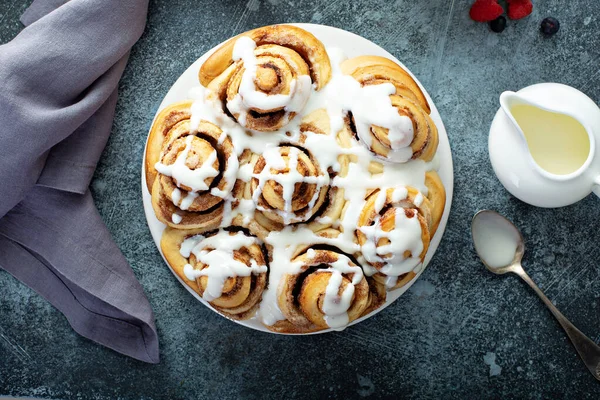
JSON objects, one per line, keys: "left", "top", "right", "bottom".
{"left": 470, "top": 0, "right": 504, "bottom": 23}
{"left": 507, "top": 0, "right": 533, "bottom": 20}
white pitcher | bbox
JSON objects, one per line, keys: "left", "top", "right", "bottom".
{"left": 489, "top": 83, "right": 600, "bottom": 207}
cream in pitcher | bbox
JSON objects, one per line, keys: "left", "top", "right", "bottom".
{"left": 510, "top": 104, "right": 591, "bottom": 176}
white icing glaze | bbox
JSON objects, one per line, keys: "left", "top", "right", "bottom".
{"left": 252, "top": 146, "right": 329, "bottom": 224}
{"left": 414, "top": 192, "right": 424, "bottom": 207}
{"left": 238, "top": 163, "right": 255, "bottom": 182}
{"left": 181, "top": 230, "right": 267, "bottom": 302}
{"left": 359, "top": 205, "right": 424, "bottom": 282}
{"left": 171, "top": 188, "right": 182, "bottom": 205}
{"left": 166, "top": 186, "right": 198, "bottom": 211}
{"left": 374, "top": 189, "right": 387, "bottom": 213}
{"left": 179, "top": 192, "right": 198, "bottom": 211}
{"left": 392, "top": 187, "right": 408, "bottom": 202}
{"left": 180, "top": 235, "right": 198, "bottom": 258}
{"left": 155, "top": 135, "right": 219, "bottom": 192}
{"left": 237, "top": 199, "right": 256, "bottom": 226}
{"left": 321, "top": 257, "right": 364, "bottom": 330}
{"left": 285, "top": 76, "right": 313, "bottom": 113}
{"left": 172, "top": 39, "right": 441, "bottom": 329}
{"left": 171, "top": 213, "right": 183, "bottom": 224}
{"left": 229, "top": 37, "right": 312, "bottom": 127}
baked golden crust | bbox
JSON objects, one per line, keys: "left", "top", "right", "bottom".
{"left": 161, "top": 227, "right": 203, "bottom": 289}
{"left": 199, "top": 24, "right": 331, "bottom": 90}
{"left": 341, "top": 56, "right": 438, "bottom": 162}
{"left": 145, "top": 101, "right": 192, "bottom": 192}
{"left": 340, "top": 55, "right": 430, "bottom": 113}
{"left": 161, "top": 228, "right": 268, "bottom": 320}
{"left": 425, "top": 171, "right": 446, "bottom": 237}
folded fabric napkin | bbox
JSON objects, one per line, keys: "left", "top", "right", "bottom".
{"left": 0, "top": 0, "right": 158, "bottom": 363}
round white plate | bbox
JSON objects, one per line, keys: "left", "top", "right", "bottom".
{"left": 142, "top": 23, "right": 454, "bottom": 334}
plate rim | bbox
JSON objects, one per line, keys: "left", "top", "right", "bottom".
{"left": 141, "top": 22, "right": 454, "bottom": 335}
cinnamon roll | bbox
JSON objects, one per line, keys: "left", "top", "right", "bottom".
{"left": 248, "top": 145, "right": 330, "bottom": 228}
{"left": 146, "top": 101, "right": 247, "bottom": 229}
{"left": 200, "top": 25, "right": 331, "bottom": 132}
{"left": 162, "top": 228, "right": 268, "bottom": 320}
{"left": 341, "top": 56, "right": 438, "bottom": 163}
{"left": 356, "top": 187, "right": 433, "bottom": 290}
{"left": 271, "top": 245, "right": 371, "bottom": 333}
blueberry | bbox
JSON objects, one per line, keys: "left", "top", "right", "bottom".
{"left": 489, "top": 16, "right": 507, "bottom": 33}
{"left": 540, "top": 17, "right": 560, "bottom": 36}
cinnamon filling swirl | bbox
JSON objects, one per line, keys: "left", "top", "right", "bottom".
{"left": 150, "top": 113, "right": 243, "bottom": 229}
{"left": 250, "top": 145, "right": 329, "bottom": 226}
{"left": 356, "top": 187, "right": 433, "bottom": 289}
{"left": 276, "top": 248, "right": 370, "bottom": 331}
{"left": 181, "top": 229, "right": 269, "bottom": 320}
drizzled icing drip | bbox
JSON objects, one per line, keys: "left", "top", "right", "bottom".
{"left": 171, "top": 213, "right": 183, "bottom": 224}
{"left": 181, "top": 231, "right": 267, "bottom": 302}
{"left": 359, "top": 207, "right": 424, "bottom": 276}
{"left": 252, "top": 146, "right": 329, "bottom": 224}
{"left": 321, "top": 49, "right": 415, "bottom": 163}
{"left": 180, "top": 192, "right": 198, "bottom": 210}
{"left": 322, "top": 258, "right": 364, "bottom": 330}
{"left": 229, "top": 37, "right": 312, "bottom": 127}
{"left": 211, "top": 152, "right": 239, "bottom": 198}
{"left": 176, "top": 39, "right": 441, "bottom": 329}
{"left": 171, "top": 188, "right": 182, "bottom": 205}
{"left": 340, "top": 82, "right": 414, "bottom": 162}
{"left": 155, "top": 135, "right": 219, "bottom": 192}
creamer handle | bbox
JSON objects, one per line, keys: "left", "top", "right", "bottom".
{"left": 593, "top": 175, "right": 600, "bottom": 198}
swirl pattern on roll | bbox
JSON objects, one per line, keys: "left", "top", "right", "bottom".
{"left": 146, "top": 102, "right": 245, "bottom": 229}
{"left": 341, "top": 56, "right": 438, "bottom": 163}
{"left": 274, "top": 247, "right": 371, "bottom": 332}
{"left": 200, "top": 25, "right": 332, "bottom": 132}
{"left": 356, "top": 186, "right": 433, "bottom": 290}
{"left": 250, "top": 145, "right": 330, "bottom": 226}
{"left": 164, "top": 229, "right": 268, "bottom": 320}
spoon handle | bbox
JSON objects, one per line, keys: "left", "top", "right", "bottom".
{"left": 514, "top": 265, "right": 600, "bottom": 380}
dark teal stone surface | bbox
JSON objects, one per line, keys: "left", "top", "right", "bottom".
{"left": 1, "top": 0, "right": 600, "bottom": 398}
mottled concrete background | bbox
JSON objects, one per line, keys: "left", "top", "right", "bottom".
{"left": 1, "top": 0, "right": 600, "bottom": 398}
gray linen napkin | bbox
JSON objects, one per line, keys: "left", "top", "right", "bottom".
{"left": 0, "top": 0, "right": 158, "bottom": 363}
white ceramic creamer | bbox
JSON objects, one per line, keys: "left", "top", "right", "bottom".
{"left": 489, "top": 83, "right": 600, "bottom": 207}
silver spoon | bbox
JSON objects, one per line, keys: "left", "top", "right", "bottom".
{"left": 471, "top": 210, "right": 600, "bottom": 381}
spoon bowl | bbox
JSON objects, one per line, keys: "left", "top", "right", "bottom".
{"left": 471, "top": 210, "right": 525, "bottom": 274}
